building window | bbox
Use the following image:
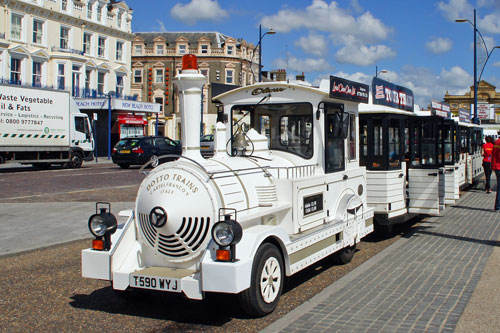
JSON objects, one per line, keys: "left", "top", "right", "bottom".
{"left": 57, "top": 63, "right": 65, "bottom": 90}
{"left": 116, "top": 75, "right": 124, "bottom": 96}
{"left": 32, "top": 61, "right": 42, "bottom": 87}
{"left": 157, "top": 45, "right": 164, "bottom": 55}
{"left": 97, "top": 72, "right": 105, "bottom": 95}
{"left": 11, "top": 14, "right": 22, "bottom": 40}
{"left": 200, "top": 69, "right": 208, "bottom": 77}
{"left": 117, "top": 12, "right": 122, "bottom": 28}
{"left": 85, "top": 70, "right": 91, "bottom": 92}
{"left": 10, "top": 58, "right": 21, "bottom": 84}
{"left": 226, "top": 69, "right": 234, "bottom": 84}
{"left": 61, "top": 0, "right": 67, "bottom": 11}
{"left": 60, "top": 26, "right": 69, "bottom": 50}
{"left": 201, "top": 45, "right": 208, "bottom": 54}
{"left": 87, "top": 3, "right": 92, "bottom": 19}
{"left": 135, "top": 44, "right": 142, "bottom": 55}
{"left": 116, "top": 41, "right": 123, "bottom": 61}
{"left": 227, "top": 45, "right": 233, "bottom": 55}
{"left": 97, "top": 5, "right": 102, "bottom": 21}
{"left": 133, "top": 69, "right": 142, "bottom": 83}
{"left": 155, "top": 97, "right": 163, "bottom": 112}
{"left": 33, "top": 20, "right": 43, "bottom": 44}
{"left": 179, "top": 44, "right": 186, "bottom": 54}
{"left": 83, "top": 33, "right": 92, "bottom": 54}
{"left": 155, "top": 69, "right": 163, "bottom": 83}
{"left": 72, "top": 65, "right": 81, "bottom": 97}
{"left": 98, "top": 37, "right": 106, "bottom": 57}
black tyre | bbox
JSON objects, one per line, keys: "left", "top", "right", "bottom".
{"left": 33, "top": 163, "right": 51, "bottom": 170}
{"left": 69, "top": 152, "right": 83, "bottom": 168}
{"left": 238, "top": 243, "right": 284, "bottom": 317}
{"left": 118, "top": 163, "right": 130, "bottom": 169}
{"left": 334, "top": 244, "right": 356, "bottom": 265}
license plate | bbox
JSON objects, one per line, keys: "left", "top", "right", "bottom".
{"left": 120, "top": 150, "right": 130, "bottom": 154}
{"left": 129, "top": 274, "right": 181, "bottom": 292}
{"left": 201, "top": 146, "right": 209, "bottom": 149}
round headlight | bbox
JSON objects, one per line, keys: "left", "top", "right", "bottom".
{"left": 211, "top": 215, "right": 242, "bottom": 247}
{"left": 88, "top": 212, "right": 117, "bottom": 237}
{"left": 212, "top": 222, "right": 234, "bottom": 247}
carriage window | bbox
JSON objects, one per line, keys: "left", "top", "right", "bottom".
{"left": 348, "top": 113, "right": 356, "bottom": 160}
{"left": 231, "top": 103, "right": 313, "bottom": 159}
{"left": 443, "top": 126, "right": 453, "bottom": 164}
{"left": 388, "top": 119, "right": 401, "bottom": 168}
{"left": 359, "top": 119, "right": 368, "bottom": 167}
{"left": 325, "top": 105, "right": 346, "bottom": 173}
{"left": 410, "top": 125, "right": 420, "bottom": 167}
{"left": 372, "top": 119, "right": 383, "bottom": 169}
{"left": 421, "top": 123, "right": 436, "bottom": 166}
{"left": 279, "top": 115, "right": 313, "bottom": 157}
{"left": 259, "top": 115, "right": 271, "bottom": 146}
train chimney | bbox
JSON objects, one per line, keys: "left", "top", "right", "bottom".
{"left": 173, "top": 54, "right": 207, "bottom": 161}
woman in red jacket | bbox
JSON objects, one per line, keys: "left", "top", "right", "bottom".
{"left": 482, "top": 136, "right": 494, "bottom": 193}
{"left": 492, "top": 133, "right": 500, "bottom": 211}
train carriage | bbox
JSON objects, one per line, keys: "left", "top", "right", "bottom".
{"left": 81, "top": 55, "right": 374, "bottom": 316}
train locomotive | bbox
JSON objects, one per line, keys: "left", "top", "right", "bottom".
{"left": 82, "top": 55, "right": 375, "bottom": 316}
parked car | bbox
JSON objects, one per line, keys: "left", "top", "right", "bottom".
{"left": 112, "top": 136, "right": 181, "bottom": 168}
{"left": 200, "top": 134, "right": 214, "bottom": 157}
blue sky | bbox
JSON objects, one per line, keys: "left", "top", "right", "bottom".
{"left": 125, "top": 0, "right": 500, "bottom": 106}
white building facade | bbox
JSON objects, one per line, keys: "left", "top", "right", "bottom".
{"left": 0, "top": 0, "right": 134, "bottom": 99}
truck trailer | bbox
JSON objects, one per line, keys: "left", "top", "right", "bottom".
{"left": 0, "top": 84, "right": 94, "bottom": 168}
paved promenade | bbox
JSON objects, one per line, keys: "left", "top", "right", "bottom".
{"left": 263, "top": 177, "right": 500, "bottom": 332}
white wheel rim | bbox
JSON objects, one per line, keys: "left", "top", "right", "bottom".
{"left": 259, "top": 256, "right": 281, "bottom": 304}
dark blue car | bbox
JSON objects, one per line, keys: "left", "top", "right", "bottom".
{"left": 112, "top": 136, "right": 181, "bottom": 169}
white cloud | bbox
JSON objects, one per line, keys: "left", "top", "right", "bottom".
{"left": 335, "top": 42, "right": 396, "bottom": 66}
{"left": 260, "top": 1, "right": 391, "bottom": 43}
{"left": 294, "top": 33, "right": 328, "bottom": 56}
{"left": 479, "top": 12, "right": 500, "bottom": 34}
{"left": 170, "top": 0, "right": 228, "bottom": 25}
{"left": 426, "top": 37, "right": 453, "bottom": 54}
{"left": 438, "top": 0, "right": 473, "bottom": 21}
{"left": 273, "top": 54, "right": 333, "bottom": 73}
{"left": 156, "top": 19, "right": 167, "bottom": 32}
{"left": 261, "top": 1, "right": 393, "bottom": 66}
{"left": 395, "top": 65, "right": 472, "bottom": 105}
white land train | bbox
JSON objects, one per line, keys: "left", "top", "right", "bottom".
{"left": 82, "top": 55, "right": 374, "bottom": 316}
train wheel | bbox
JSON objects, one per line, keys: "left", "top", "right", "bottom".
{"left": 239, "top": 243, "right": 284, "bottom": 317}
{"left": 334, "top": 244, "right": 356, "bottom": 265}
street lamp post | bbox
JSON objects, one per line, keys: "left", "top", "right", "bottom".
{"left": 258, "top": 24, "right": 276, "bottom": 82}
{"left": 375, "top": 66, "right": 388, "bottom": 78}
{"left": 456, "top": 9, "right": 500, "bottom": 124}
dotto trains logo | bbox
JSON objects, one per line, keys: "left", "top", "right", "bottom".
{"left": 146, "top": 172, "right": 199, "bottom": 196}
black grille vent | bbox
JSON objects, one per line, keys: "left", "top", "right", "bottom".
{"left": 138, "top": 213, "right": 211, "bottom": 259}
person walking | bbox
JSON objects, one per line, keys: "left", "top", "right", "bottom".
{"left": 482, "top": 136, "right": 494, "bottom": 193}
{"left": 491, "top": 132, "right": 500, "bottom": 211}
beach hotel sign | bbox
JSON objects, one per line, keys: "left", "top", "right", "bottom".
{"left": 75, "top": 98, "right": 161, "bottom": 113}
{"left": 372, "top": 77, "right": 414, "bottom": 112}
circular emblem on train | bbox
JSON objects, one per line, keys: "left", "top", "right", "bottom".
{"left": 149, "top": 206, "right": 168, "bottom": 228}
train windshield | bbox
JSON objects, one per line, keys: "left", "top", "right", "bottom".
{"left": 231, "top": 103, "right": 313, "bottom": 159}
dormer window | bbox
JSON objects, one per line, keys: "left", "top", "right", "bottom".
{"left": 179, "top": 44, "right": 186, "bottom": 54}
{"left": 201, "top": 45, "right": 208, "bottom": 54}
{"left": 227, "top": 45, "right": 233, "bottom": 55}
{"left": 157, "top": 45, "right": 164, "bottom": 55}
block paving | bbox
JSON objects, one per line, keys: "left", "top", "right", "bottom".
{"left": 263, "top": 180, "right": 500, "bottom": 332}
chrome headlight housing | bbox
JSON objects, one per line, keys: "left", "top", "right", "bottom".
{"left": 211, "top": 215, "right": 242, "bottom": 247}
{"left": 88, "top": 203, "right": 118, "bottom": 237}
